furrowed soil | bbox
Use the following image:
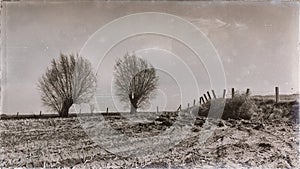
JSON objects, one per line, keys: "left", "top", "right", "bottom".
{"left": 0, "top": 99, "right": 299, "bottom": 168}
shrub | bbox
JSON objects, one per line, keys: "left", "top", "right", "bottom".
{"left": 198, "top": 92, "right": 257, "bottom": 120}
{"left": 223, "top": 93, "right": 257, "bottom": 120}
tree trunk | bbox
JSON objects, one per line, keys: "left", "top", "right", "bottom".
{"left": 59, "top": 99, "right": 73, "bottom": 117}
{"left": 130, "top": 104, "right": 137, "bottom": 113}
{"left": 129, "top": 93, "right": 138, "bottom": 113}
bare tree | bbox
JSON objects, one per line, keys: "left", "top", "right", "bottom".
{"left": 38, "top": 53, "right": 97, "bottom": 117}
{"left": 114, "top": 53, "right": 159, "bottom": 113}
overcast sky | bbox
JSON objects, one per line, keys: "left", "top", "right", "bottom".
{"left": 1, "top": 1, "right": 299, "bottom": 114}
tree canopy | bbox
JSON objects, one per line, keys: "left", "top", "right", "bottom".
{"left": 38, "top": 53, "right": 97, "bottom": 117}
{"left": 114, "top": 53, "right": 159, "bottom": 113}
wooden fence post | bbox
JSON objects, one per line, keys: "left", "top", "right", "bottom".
{"left": 177, "top": 104, "right": 181, "bottom": 111}
{"left": 106, "top": 107, "right": 109, "bottom": 114}
{"left": 207, "top": 91, "right": 211, "bottom": 100}
{"left": 40, "top": 111, "right": 42, "bottom": 116}
{"left": 193, "top": 99, "right": 196, "bottom": 106}
{"left": 17, "top": 112, "right": 19, "bottom": 116}
{"left": 275, "top": 86, "right": 279, "bottom": 103}
{"left": 223, "top": 89, "right": 226, "bottom": 98}
{"left": 246, "top": 88, "right": 250, "bottom": 96}
{"left": 203, "top": 94, "right": 208, "bottom": 102}
{"left": 231, "top": 88, "right": 235, "bottom": 98}
{"left": 156, "top": 106, "right": 159, "bottom": 113}
{"left": 211, "top": 90, "right": 216, "bottom": 99}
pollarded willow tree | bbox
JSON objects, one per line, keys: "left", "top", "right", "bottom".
{"left": 38, "top": 53, "right": 97, "bottom": 117}
{"left": 114, "top": 53, "right": 159, "bottom": 113}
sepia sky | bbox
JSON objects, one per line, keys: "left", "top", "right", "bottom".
{"left": 1, "top": 1, "right": 299, "bottom": 114}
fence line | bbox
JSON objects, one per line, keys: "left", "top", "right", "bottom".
{"left": 191, "top": 86, "right": 282, "bottom": 108}
{"left": 5, "top": 86, "right": 283, "bottom": 119}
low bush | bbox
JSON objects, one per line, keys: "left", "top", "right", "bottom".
{"left": 223, "top": 93, "right": 257, "bottom": 120}
{"left": 198, "top": 92, "right": 257, "bottom": 120}
{"left": 198, "top": 92, "right": 299, "bottom": 122}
